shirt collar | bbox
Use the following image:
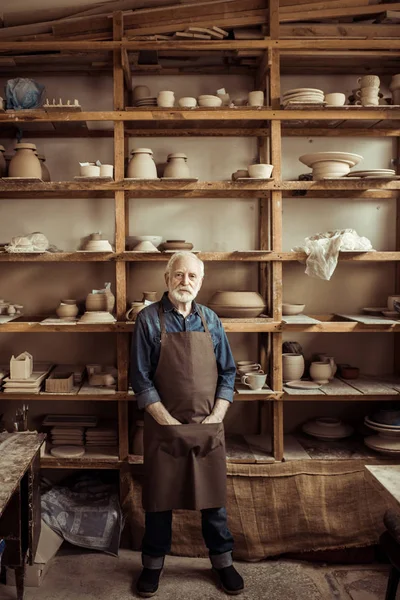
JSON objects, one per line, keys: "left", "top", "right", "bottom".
{"left": 161, "top": 291, "right": 200, "bottom": 315}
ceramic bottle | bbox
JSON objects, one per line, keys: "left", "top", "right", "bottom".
{"left": 127, "top": 148, "right": 157, "bottom": 179}
{"left": 163, "top": 153, "right": 190, "bottom": 178}
{"left": 9, "top": 143, "right": 41, "bottom": 178}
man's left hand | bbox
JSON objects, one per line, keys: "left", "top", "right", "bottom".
{"left": 202, "top": 414, "right": 222, "bottom": 424}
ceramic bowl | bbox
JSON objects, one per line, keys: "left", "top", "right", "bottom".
{"left": 132, "top": 85, "right": 151, "bottom": 102}
{"left": 324, "top": 93, "right": 346, "bottom": 106}
{"left": 159, "top": 240, "right": 193, "bottom": 251}
{"left": 178, "top": 97, "right": 197, "bottom": 108}
{"left": 282, "top": 303, "right": 305, "bottom": 315}
{"left": 127, "top": 235, "right": 162, "bottom": 249}
{"left": 302, "top": 417, "right": 354, "bottom": 440}
{"left": 198, "top": 96, "right": 222, "bottom": 108}
{"left": 80, "top": 164, "right": 100, "bottom": 177}
{"left": 131, "top": 241, "right": 160, "bottom": 252}
{"left": 209, "top": 306, "right": 266, "bottom": 318}
{"left": 247, "top": 164, "right": 273, "bottom": 178}
{"left": 208, "top": 291, "right": 266, "bottom": 318}
{"left": 85, "top": 240, "right": 113, "bottom": 251}
{"left": 299, "top": 152, "right": 363, "bottom": 168}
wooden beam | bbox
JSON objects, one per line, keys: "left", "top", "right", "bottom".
{"left": 280, "top": 2, "right": 400, "bottom": 22}
{"left": 280, "top": 24, "right": 400, "bottom": 38}
{"left": 280, "top": 0, "right": 371, "bottom": 13}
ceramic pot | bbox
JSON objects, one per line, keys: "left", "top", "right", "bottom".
{"left": 56, "top": 300, "right": 79, "bottom": 318}
{"left": 132, "top": 420, "right": 144, "bottom": 455}
{"left": 310, "top": 361, "right": 332, "bottom": 384}
{"left": 0, "top": 145, "right": 6, "bottom": 177}
{"left": 142, "top": 291, "right": 158, "bottom": 303}
{"left": 208, "top": 290, "right": 266, "bottom": 318}
{"left": 127, "top": 148, "right": 157, "bottom": 179}
{"left": 178, "top": 97, "right": 197, "bottom": 108}
{"left": 37, "top": 154, "right": 51, "bottom": 182}
{"left": 282, "top": 353, "right": 305, "bottom": 382}
{"left": 86, "top": 290, "right": 115, "bottom": 313}
{"left": 248, "top": 91, "right": 264, "bottom": 107}
{"left": 157, "top": 91, "right": 175, "bottom": 107}
{"left": 248, "top": 164, "right": 273, "bottom": 178}
{"left": 80, "top": 164, "right": 100, "bottom": 177}
{"left": 125, "top": 301, "right": 145, "bottom": 320}
{"left": 324, "top": 93, "right": 345, "bottom": 106}
{"left": 163, "top": 153, "right": 190, "bottom": 178}
{"left": 9, "top": 143, "right": 41, "bottom": 178}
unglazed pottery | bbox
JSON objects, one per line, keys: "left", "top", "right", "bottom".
{"left": 80, "top": 164, "right": 100, "bottom": 177}
{"left": 10, "top": 351, "right": 33, "bottom": 380}
{"left": 282, "top": 353, "right": 305, "bottom": 382}
{"left": 142, "top": 291, "right": 158, "bottom": 302}
{"left": 37, "top": 154, "right": 51, "bottom": 181}
{"left": 9, "top": 143, "right": 41, "bottom": 178}
{"left": 299, "top": 152, "right": 363, "bottom": 168}
{"left": 248, "top": 164, "right": 273, "bottom": 178}
{"left": 86, "top": 284, "right": 115, "bottom": 313}
{"left": 127, "top": 148, "right": 157, "bottom": 179}
{"left": 163, "top": 153, "right": 190, "bottom": 178}
{"left": 208, "top": 291, "right": 266, "bottom": 317}
{"left": 302, "top": 417, "right": 353, "bottom": 440}
{"left": 358, "top": 75, "right": 380, "bottom": 88}
{"left": 282, "top": 303, "right": 305, "bottom": 315}
{"left": 132, "top": 85, "right": 151, "bottom": 103}
{"left": 131, "top": 240, "right": 160, "bottom": 252}
{"left": 178, "top": 97, "right": 197, "bottom": 108}
{"left": 248, "top": 91, "right": 264, "bottom": 107}
{"left": 159, "top": 240, "right": 193, "bottom": 251}
{"left": 324, "top": 93, "right": 345, "bottom": 106}
{"left": 318, "top": 355, "right": 337, "bottom": 378}
{"left": 56, "top": 300, "right": 79, "bottom": 318}
{"left": 232, "top": 169, "right": 249, "bottom": 180}
{"left": 127, "top": 235, "right": 162, "bottom": 249}
{"left": 241, "top": 372, "right": 267, "bottom": 390}
{"left": 79, "top": 311, "right": 116, "bottom": 323}
{"left": 198, "top": 95, "right": 222, "bottom": 108}
{"left": 0, "top": 145, "right": 7, "bottom": 176}
{"left": 157, "top": 91, "right": 175, "bottom": 107}
{"left": 309, "top": 361, "right": 332, "bottom": 384}
{"left": 125, "top": 301, "right": 145, "bottom": 320}
{"left": 100, "top": 164, "right": 114, "bottom": 177}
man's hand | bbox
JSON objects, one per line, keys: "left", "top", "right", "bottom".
{"left": 201, "top": 398, "right": 230, "bottom": 424}
{"left": 145, "top": 401, "right": 181, "bottom": 426}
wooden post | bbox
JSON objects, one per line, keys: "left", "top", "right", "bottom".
{"left": 394, "top": 138, "right": 400, "bottom": 378}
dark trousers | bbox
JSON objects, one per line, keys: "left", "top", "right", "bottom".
{"left": 142, "top": 507, "right": 234, "bottom": 558}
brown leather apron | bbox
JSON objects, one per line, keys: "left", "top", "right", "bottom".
{"left": 143, "top": 302, "right": 227, "bottom": 512}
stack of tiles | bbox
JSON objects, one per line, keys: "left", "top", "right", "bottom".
{"left": 51, "top": 426, "right": 85, "bottom": 447}
{"left": 85, "top": 426, "right": 118, "bottom": 447}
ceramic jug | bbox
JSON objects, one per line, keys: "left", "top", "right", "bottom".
{"left": 282, "top": 353, "right": 305, "bottom": 382}
{"left": 38, "top": 154, "right": 51, "bottom": 182}
{"left": 310, "top": 361, "right": 332, "bottom": 385}
{"left": 0, "top": 145, "right": 6, "bottom": 176}
{"left": 163, "top": 153, "right": 190, "bottom": 178}
{"left": 125, "top": 301, "right": 145, "bottom": 320}
{"left": 9, "top": 143, "right": 41, "bottom": 178}
{"left": 127, "top": 148, "right": 157, "bottom": 179}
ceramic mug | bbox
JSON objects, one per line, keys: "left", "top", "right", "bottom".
{"left": 157, "top": 91, "right": 175, "bottom": 108}
{"left": 355, "top": 98, "right": 379, "bottom": 106}
{"left": 357, "top": 87, "right": 379, "bottom": 97}
{"left": 248, "top": 91, "right": 264, "bottom": 107}
{"left": 324, "top": 93, "right": 345, "bottom": 106}
{"left": 358, "top": 75, "right": 380, "bottom": 88}
{"left": 241, "top": 372, "right": 267, "bottom": 390}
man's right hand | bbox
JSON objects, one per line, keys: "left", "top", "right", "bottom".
{"left": 145, "top": 401, "right": 181, "bottom": 426}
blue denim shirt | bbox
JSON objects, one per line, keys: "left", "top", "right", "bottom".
{"left": 130, "top": 292, "right": 236, "bottom": 410}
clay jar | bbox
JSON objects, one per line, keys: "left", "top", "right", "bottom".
{"left": 86, "top": 288, "right": 115, "bottom": 313}
{"left": 282, "top": 353, "right": 305, "bottom": 382}
{"left": 163, "top": 153, "right": 190, "bottom": 178}
{"left": 0, "top": 145, "right": 6, "bottom": 176}
{"left": 125, "top": 301, "right": 145, "bottom": 320}
{"left": 127, "top": 148, "right": 157, "bottom": 179}
{"left": 310, "top": 361, "right": 332, "bottom": 385}
{"left": 157, "top": 91, "right": 175, "bottom": 108}
{"left": 56, "top": 300, "right": 79, "bottom": 318}
{"left": 9, "top": 143, "right": 41, "bottom": 178}
{"left": 38, "top": 154, "right": 51, "bottom": 182}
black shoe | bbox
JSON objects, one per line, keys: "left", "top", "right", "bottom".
{"left": 136, "top": 567, "right": 162, "bottom": 597}
{"left": 213, "top": 565, "right": 244, "bottom": 595}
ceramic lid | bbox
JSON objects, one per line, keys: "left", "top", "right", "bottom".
{"left": 15, "top": 142, "right": 37, "bottom": 150}
{"left": 0, "top": 145, "right": 5, "bottom": 152}
{"left": 130, "top": 148, "right": 153, "bottom": 155}
{"left": 167, "top": 153, "right": 187, "bottom": 160}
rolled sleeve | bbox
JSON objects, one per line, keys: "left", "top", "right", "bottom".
{"left": 213, "top": 318, "right": 236, "bottom": 403}
{"left": 130, "top": 312, "right": 161, "bottom": 410}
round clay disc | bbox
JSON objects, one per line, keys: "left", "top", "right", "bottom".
{"left": 50, "top": 445, "right": 86, "bottom": 458}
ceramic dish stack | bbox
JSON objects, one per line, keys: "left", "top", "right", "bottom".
{"left": 299, "top": 151, "right": 363, "bottom": 180}
{"left": 135, "top": 97, "right": 157, "bottom": 107}
{"left": 346, "top": 169, "right": 396, "bottom": 179}
{"left": 302, "top": 417, "right": 354, "bottom": 441}
{"left": 364, "top": 409, "right": 400, "bottom": 455}
{"left": 78, "top": 311, "right": 116, "bottom": 324}
{"left": 208, "top": 291, "right": 266, "bottom": 318}
{"left": 50, "top": 426, "right": 85, "bottom": 447}
{"left": 282, "top": 88, "right": 325, "bottom": 107}
{"left": 86, "top": 426, "right": 118, "bottom": 447}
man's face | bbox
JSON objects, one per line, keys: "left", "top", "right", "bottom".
{"left": 166, "top": 257, "right": 203, "bottom": 304}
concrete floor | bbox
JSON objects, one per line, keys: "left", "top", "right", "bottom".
{"left": 0, "top": 549, "right": 398, "bottom": 600}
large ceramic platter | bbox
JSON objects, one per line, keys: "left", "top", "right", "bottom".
{"left": 299, "top": 152, "right": 363, "bottom": 168}
{"left": 283, "top": 88, "right": 324, "bottom": 95}
{"left": 365, "top": 417, "right": 400, "bottom": 430}
{"left": 347, "top": 170, "right": 395, "bottom": 177}
{"left": 285, "top": 380, "right": 322, "bottom": 390}
{"left": 364, "top": 435, "right": 400, "bottom": 453}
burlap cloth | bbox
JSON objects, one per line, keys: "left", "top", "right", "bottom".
{"left": 121, "top": 459, "right": 393, "bottom": 560}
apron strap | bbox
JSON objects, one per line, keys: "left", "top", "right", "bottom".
{"left": 158, "top": 300, "right": 211, "bottom": 335}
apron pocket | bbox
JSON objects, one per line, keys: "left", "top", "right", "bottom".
{"left": 159, "top": 423, "right": 224, "bottom": 459}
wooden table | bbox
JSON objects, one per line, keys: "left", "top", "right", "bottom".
{"left": 365, "top": 465, "right": 400, "bottom": 508}
{"left": 0, "top": 432, "right": 45, "bottom": 600}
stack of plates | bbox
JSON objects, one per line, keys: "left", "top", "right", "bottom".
{"left": 346, "top": 169, "right": 396, "bottom": 179}
{"left": 302, "top": 417, "right": 354, "bottom": 441}
{"left": 282, "top": 88, "right": 325, "bottom": 107}
{"left": 86, "top": 426, "right": 118, "bottom": 447}
{"left": 78, "top": 311, "right": 116, "bottom": 324}
{"left": 3, "top": 365, "right": 52, "bottom": 393}
{"left": 299, "top": 151, "right": 363, "bottom": 180}
{"left": 364, "top": 409, "right": 400, "bottom": 454}
{"left": 51, "top": 426, "right": 85, "bottom": 447}
{"left": 135, "top": 97, "right": 157, "bottom": 107}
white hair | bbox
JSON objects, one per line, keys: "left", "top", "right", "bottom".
{"left": 165, "top": 251, "right": 205, "bottom": 278}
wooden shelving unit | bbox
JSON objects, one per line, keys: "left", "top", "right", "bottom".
{"left": 0, "top": 5, "right": 399, "bottom": 468}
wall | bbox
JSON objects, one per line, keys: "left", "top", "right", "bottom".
{"left": 0, "top": 72, "right": 396, "bottom": 437}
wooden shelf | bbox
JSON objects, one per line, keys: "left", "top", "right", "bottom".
{"left": 0, "top": 252, "right": 117, "bottom": 262}
{"left": 0, "top": 391, "right": 131, "bottom": 401}
{"left": 282, "top": 314, "right": 400, "bottom": 332}
{"left": 283, "top": 376, "right": 400, "bottom": 400}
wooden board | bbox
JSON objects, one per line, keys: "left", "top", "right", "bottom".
{"left": 282, "top": 314, "right": 321, "bottom": 324}
{"left": 335, "top": 313, "right": 400, "bottom": 325}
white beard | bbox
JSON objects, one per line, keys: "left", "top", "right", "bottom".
{"left": 170, "top": 288, "right": 197, "bottom": 303}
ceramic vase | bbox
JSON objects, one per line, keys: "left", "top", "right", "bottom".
{"left": 125, "top": 301, "right": 145, "bottom": 320}
{"left": 9, "top": 143, "right": 41, "bottom": 178}
{"left": 0, "top": 145, "right": 6, "bottom": 176}
{"left": 282, "top": 353, "right": 305, "bottom": 382}
{"left": 163, "top": 153, "right": 190, "bottom": 178}
{"left": 127, "top": 148, "right": 157, "bottom": 179}
{"left": 310, "top": 361, "right": 332, "bottom": 385}
{"left": 132, "top": 420, "right": 144, "bottom": 455}
{"left": 56, "top": 300, "right": 79, "bottom": 318}
{"left": 38, "top": 154, "right": 51, "bottom": 182}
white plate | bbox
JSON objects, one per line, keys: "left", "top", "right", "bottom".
{"left": 285, "top": 380, "right": 322, "bottom": 390}
{"left": 283, "top": 88, "right": 324, "bottom": 95}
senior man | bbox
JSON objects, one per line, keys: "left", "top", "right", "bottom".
{"left": 130, "top": 251, "right": 244, "bottom": 597}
